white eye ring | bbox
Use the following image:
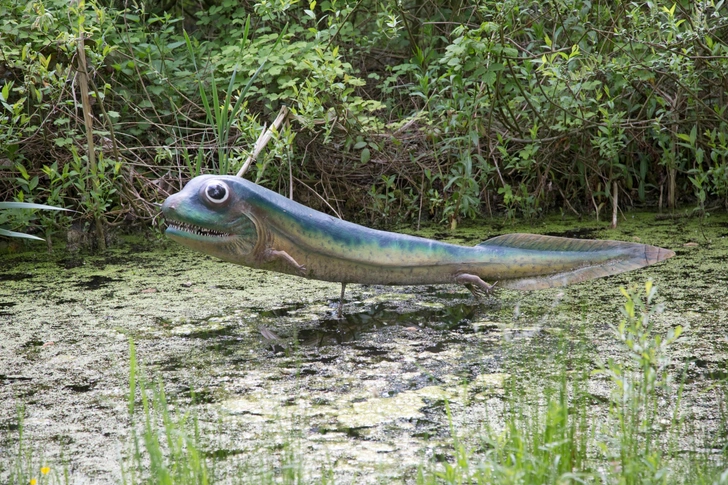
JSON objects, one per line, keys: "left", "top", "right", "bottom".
{"left": 205, "top": 181, "right": 229, "bottom": 204}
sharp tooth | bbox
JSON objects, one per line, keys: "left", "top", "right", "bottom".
{"left": 169, "top": 220, "right": 230, "bottom": 237}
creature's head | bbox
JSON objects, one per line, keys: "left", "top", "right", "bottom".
{"left": 161, "top": 175, "right": 259, "bottom": 262}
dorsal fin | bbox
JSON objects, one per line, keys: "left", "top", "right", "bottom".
{"left": 477, "top": 233, "right": 675, "bottom": 290}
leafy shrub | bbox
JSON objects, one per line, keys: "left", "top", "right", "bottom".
{"left": 2, "top": 0, "right": 728, "bottom": 240}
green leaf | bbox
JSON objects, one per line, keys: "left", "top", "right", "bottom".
{"left": 360, "top": 148, "right": 370, "bottom": 164}
{"left": 0, "top": 202, "right": 71, "bottom": 210}
{"left": 0, "top": 228, "right": 44, "bottom": 240}
{"left": 1, "top": 81, "right": 11, "bottom": 101}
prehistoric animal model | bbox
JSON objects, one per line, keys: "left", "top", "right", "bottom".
{"left": 162, "top": 175, "right": 675, "bottom": 312}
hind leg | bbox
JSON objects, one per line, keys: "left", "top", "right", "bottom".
{"left": 337, "top": 282, "right": 346, "bottom": 318}
{"left": 455, "top": 273, "right": 497, "bottom": 299}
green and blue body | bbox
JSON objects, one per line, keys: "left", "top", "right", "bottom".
{"left": 162, "top": 175, "right": 674, "bottom": 293}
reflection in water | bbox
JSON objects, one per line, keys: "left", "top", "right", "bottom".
{"left": 73, "top": 275, "right": 118, "bottom": 290}
{"left": 163, "top": 289, "right": 500, "bottom": 354}
{"left": 278, "top": 300, "right": 487, "bottom": 348}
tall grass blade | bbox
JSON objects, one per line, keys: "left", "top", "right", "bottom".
{"left": 0, "top": 202, "right": 71, "bottom": 210}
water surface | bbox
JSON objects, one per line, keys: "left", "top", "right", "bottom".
{"left": 1, "top": 213, "right": 726, "bottom": 482}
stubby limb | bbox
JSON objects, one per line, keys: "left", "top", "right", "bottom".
{"left": 455, "top": 273, "right": 497, "bottom": 299}
{"left": 337, "top": 282, "right": 347, "bottom": 318}
{"left": 262, "top": 248, "right": 307, "bottom": 275}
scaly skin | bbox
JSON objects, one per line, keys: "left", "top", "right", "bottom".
{"left": 162, "top": 175, "right": 675, "bottom": 295}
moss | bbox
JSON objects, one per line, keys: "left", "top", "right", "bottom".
{"left": 1, "top": 213, "right": 727, "bottom": 482}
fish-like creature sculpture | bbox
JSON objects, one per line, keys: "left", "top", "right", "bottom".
{"left": 162, "top": 175, "right": 674, "bottom": 309}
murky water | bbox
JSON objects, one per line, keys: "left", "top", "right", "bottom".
{"left": 1, "top": 213, "right": 726, "bottom": 482}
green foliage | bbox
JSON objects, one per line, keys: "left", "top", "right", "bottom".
{"left": 595, "top": 281, "right": 684, "bottom": 484}
{"left": 4, "top": 407, "right": 69, "bottom": 485}
{"left": 416, "top": 282, "right": 725, "bottom": 485}
{"left": 183, "top": 22, "right": 268, "bottom": 176}
{"left": 122, "top": 338, "right": 331, "bottom": 484}
{"left": 123, "top": 340, "right": 213, "bottom": 484}
{"left": 386, "top": 0, "right": 728, "bottom": 221}
{"left": 0, "top": 200, "right": 70, "bottom": 240}
{"left": 2, "top": 0, "right": 728, "bottom": 233}
{"left": 368, "top": 173, "right": 399, "bottom": 221}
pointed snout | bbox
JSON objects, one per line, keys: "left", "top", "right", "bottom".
{"left": 161, "top": 192, "right": 181, "bottom": 217}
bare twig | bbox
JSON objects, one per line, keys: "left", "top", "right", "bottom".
{"left": 236, "top": 106, "right": 290, "bottom": 177}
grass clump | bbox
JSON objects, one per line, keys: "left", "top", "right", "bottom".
{"left": 3, "top": 408, "right": 68, "bottom": 485}
{"left": 122, "top": 340, "right": 212, "bottom": 485}
{"left": 595, "top": 280, "right": 684, "bottom": 484}
{"left": 3, "top": 282, "right": 726, "bottom": 484}
{"left": 418, "top": 281, "right": 727, "bottom": 484}
{"left": 121, "top": 340, "right": 331, "bottom": 485}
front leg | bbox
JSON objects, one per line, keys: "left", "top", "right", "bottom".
{"left": 261, "top": 248, "right": 307, "bottom": 275}
{"left": 455, "top": 273, "right": 497, "bottom": 299}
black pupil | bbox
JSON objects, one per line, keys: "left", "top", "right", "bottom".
{"left": 207, "top": 183, "right": 226, "bottom": 201}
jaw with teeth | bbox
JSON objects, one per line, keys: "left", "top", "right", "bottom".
{"left": 166, "top": 219, "right": 233, "bottom": 238}
{"left": 160, "top": 176, "right": 258, "bottom": 262}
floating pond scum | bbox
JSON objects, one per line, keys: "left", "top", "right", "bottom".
{"left": 0, "top": 214, "right": 727, "bottom": 483}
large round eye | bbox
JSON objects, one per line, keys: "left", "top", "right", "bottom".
{"left": 204, "top": 181, "right": 229, "bottom": 204}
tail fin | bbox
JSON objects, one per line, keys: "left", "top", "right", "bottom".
{"left": 477, "top": 233, "right": 675, "bottom": 290}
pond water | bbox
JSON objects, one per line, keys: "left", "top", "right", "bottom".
{"left": 1, "top": 212, "right": 726, "bottom": 482}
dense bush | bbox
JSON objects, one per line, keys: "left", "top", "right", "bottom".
{"left": 0, "top": 0, "right": 727, "bottom": 241}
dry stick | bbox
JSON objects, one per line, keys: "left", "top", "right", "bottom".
{"left": 292, "top": 176, "right": 342, "bottom": 219}
{"left": 659, "top": 184, "right": 664, "bottom": 213}
{"left": 611, "top": 180, "right": 618, "bottom": 229}
{"left": 236, "top": 106, "right": 290, "bottom": 178}
{"left": 288, "top": 141, "right": 293, "bottom": 200}
{"left": 87, "top": 77, "right": 121, "bottom": 163}
{"left": 77, "top": 34, "right": 106, "bottom": 251}
{"left": 285, "top": 118, "right": 293, "bottom": 200}
{"left": 584, "top": 170, "right": 600, "bottom": 221}
{"left": 556, "top": 185, "right": 580, "bottom": 216}
{"left": 669, "top": 109, "right": 680, "bottom": 210}
{"left": 86, "top": 76, "right": 146, "bottom": 217}
{"left": 417, "top": 171, "right": 425, "bottom": 232}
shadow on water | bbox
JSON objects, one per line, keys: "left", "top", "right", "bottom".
{"left": 154, "top": 314, "right": 238, "bottom": 340}
{"left": 251, "top": 302, "right": 307, "bottom": 318}
{"left": 0, "top": 272, "right": 34, "bottom": 282}
{"left": 74, "top": 275, "right": 118, "bottom": 290}
{"left": 157, "top": 296, "right": 496, "bottom": 363}
{"left": 293, "top": 301, "right": 484, "bottom": 348}
{"left": 0, "top": 301, "right": 17, "bottom": 315}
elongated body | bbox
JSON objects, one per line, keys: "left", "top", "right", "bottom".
{"left": 162, "top": 175, "right": 674, "bottom": 295}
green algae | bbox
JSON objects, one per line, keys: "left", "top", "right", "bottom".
{"left": 1, "top": 212, "right": 727, "bottom": 483}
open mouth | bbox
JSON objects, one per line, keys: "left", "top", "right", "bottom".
{"left": 166, "top": 220, "right": 233, "bottom": 238}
